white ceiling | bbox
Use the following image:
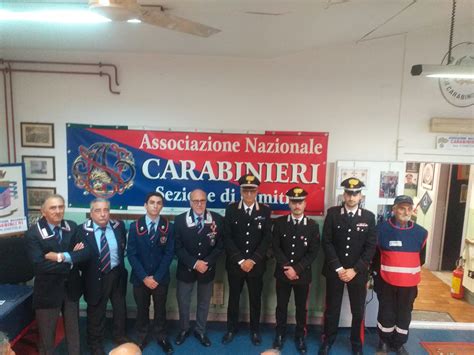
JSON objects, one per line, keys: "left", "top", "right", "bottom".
{"left": 1, "top": 0, "right": 473, "bottom": 58}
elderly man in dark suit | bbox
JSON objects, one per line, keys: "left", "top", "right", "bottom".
{"left": 127, "top": 192, "right": 174, "bottom": 354}
{"left": 25, "top": 194, "right": 89, "bottom": 355}
{"left": 79, "top": 198, "right": 129, "bottom": 355}
{"left": 272, "top": 187, "right": 320, "bottom": 354}
{"left": 319, "top": 178, "right": 376, "bottom": 355}
{"left": 222, "top": 174, "right": 272, "bottom": 346}
{"left": 174, "top": 189, "right": 224, "bottom": 347}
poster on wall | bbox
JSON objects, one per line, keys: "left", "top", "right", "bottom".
{"left": 0, "top": 163, "right": 28, "bottom": 236}
{"left": 66, "top": 124, "right": 329, "bottom": 215}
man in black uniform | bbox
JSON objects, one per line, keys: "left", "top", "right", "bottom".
{"left": 319, "top": 178, "right": 376, "bottom": 355}
{"left": 222, "top": 174, "right": 272, "bottom": 346}
{"left": 272, "top": 187, "right": 320, "bottom": 354}
{"left": 174, "top": 189, "right": 224, "bottom": 347}
{"left": 25, "top": 194, "right": 89, "bottom": 355}
{"left": 79, "top": 198, "right": 129, "bottom": 355}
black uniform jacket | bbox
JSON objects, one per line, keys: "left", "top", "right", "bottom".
{"left": 322, "top": 206, "right": 376, "bottom": 278}
{"left": 174, "top": 209, "right": 224, "bottom": 284}
{"left": 127, "top": 215, "right": 174, "bottom": 286}
{"left": 224, "top": 200, "right": 272, "bottom": 277}
{"left": 78, "top": 218, "right": 128, "bottom": 306}
{"left": 272, "top": 215, "right": 320, "bottom": 285}
{"left": 25, "top": 217, "right": 89, "bottom": 309}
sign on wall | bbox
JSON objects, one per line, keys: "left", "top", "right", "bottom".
{"left": 0, "top": 163, "right": 28, "bottom": 236}
{"left": 67, "top": 124, "right": 328, "bottom": 215}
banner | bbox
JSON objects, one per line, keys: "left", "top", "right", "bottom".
{"left": 0, "top": 163, "right": 28, "bottom": 236}
{"left": 67, "top": 124, "right": 328, "bottom": 215}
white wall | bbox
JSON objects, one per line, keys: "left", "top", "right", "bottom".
{"left": 1, "top": 23, "right": 472, "bottom": 202}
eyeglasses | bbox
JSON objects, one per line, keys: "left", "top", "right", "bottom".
{"left": 191, "top": 199, "right": 207, "bottom": 205}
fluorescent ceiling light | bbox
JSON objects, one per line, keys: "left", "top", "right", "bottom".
{"left": 127, "top": 19, "right": 141, "bottom": 23}
{"left": 411, "top": 64, "right": 474, "bottom": 79}
{"left": 0, "top": 9, "right": 111, "bottom": 23}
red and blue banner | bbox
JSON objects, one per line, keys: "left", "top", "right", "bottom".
{"left": 67, "top": 124, "right": 328, "bottom": 215}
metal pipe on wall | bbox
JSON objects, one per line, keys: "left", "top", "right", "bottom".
{"left": 0, "top": 59, "right": 121, "bottom": 163}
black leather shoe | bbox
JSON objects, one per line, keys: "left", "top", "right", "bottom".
{"left": 295, "top": 337, "right": 307, "bottom": 353}
{"left": 194, "top": 331, "right": 211, "bottom": 347}
{"left": 175, "top": 330, "right": 190, "bottom": 345}
{"left": 157, "top": 338, "right": 174, "bottom": 354}
{"left": 318, "top": 342, "right": 331, "bottom": 355}
{"left": 272, "top": 334, "right": 285, "bottom": 350}
{"left": 222, "top": 331, "right": 235, "bottom": 344}
{"left": 352, "top": 350, "right": 363, "bottom": 355}
{"left": 251, "top": 332, "right": 261, "bottom": 346}
{"left": 376, "top": 340, "right": 391, "bottom": 354}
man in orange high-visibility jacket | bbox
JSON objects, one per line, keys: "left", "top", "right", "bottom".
{"left": 373, "top": 195, "right": 427, "bottom": 355}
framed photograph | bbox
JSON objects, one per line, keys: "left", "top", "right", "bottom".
{"left": 406, "top": 162, "right": 420, "bottom": 173}
{"left": 379, "top": 171, "right": 399, "bottom": 198}
{"left": 27, "top": 210, "right": 43, "bottom": 226}
{"left": 22, "top": 156, "right": 55, "bottom": 181}
{"left": 404, "top": 172, "right": 418, "bottom": 190}
{"left": 457, "top": 165, "right": 470, "bottom": 180}
{"left": 26, "top": 187, "right": 56, "bottom": 211}
{"left": 20, "top": 122, "right": 54, "bottom": 148}
{"left": 337, "top": 168, "right": 369, "bottom": 187}
{"left": 421, "top": 163, "right": 435, "bottom": 190}
{"left": 460, "top": 184, "right": 468, "bottom": 203}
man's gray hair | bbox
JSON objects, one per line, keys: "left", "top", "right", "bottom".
{"left": 90, "top": 198, "right": 111, "bottom": 211}
{"left": 40, "top": 194, "right": 65, "bottom": 209}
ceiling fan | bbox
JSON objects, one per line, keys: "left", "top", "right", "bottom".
{"left": 89, "top": 0, "right": 220, "bottom": 37}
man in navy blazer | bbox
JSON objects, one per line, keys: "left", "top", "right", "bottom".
{"left": 127, "top": 192, "right": 174, "bottom": 354}
{"left": 25, "top": 194, "right": 89, "bottom": 355}
{"left": 79, "top": 198, "right": 129, "bottom": 355}
{"left": 174, "top": 189, "right": 224, "bottom": 347}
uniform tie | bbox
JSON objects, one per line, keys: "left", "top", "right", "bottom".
{"left": 99, "top": 227, "right": 111, "bottom": 273}
{"left": 149, "top": 222, "right": 156, "bottom": 242}
{"left": 348, "top": 212, "right": 354, "bottom": 218}
{"left": 294, "top": 219, "right": 300, "bottom": 226}
{"left": 246, "top": 208, "right": 251, "bottom": 216}
{"left": 53, "top": 226, "right": 61, "bottom": 243}
{"left": 196, "top": 216, "right": 204, "bottom": 234}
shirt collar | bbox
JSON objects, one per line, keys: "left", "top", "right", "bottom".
{"left": 243, "top": 202, "right": 255, "bottom": 211}
{"left": 145, "top": 214, "right": 160, "bottom": 227}
{"left": 345, "top": 206, "right": 358, "bottom": 214}
{"left": 93, "top": 221, "right": 109, "bottom": 232}
{"left": 47, "top": 223, "right": 61, "bottom": 231}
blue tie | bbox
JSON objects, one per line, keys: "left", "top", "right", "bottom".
{"left": 149, "top": 222, "right": 156, "bottom": 242}
{"left": 99, "top": 227, "right": 111, "bottom": 273}
{"left": 53, "top": 226, "right": 61, "bottom": 243}
{"left": 196, "top": 216, "right": 204, "bottom": 234}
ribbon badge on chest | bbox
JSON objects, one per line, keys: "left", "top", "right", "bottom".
{"left": 207, "top": 221, "right": 217, "bottom": 246}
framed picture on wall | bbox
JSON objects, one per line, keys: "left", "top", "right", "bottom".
{"left": 20, "top": 122, "right": 55, "bottom": 148}
{"left": 379, "top": 171, "right": 399, "bottom": 198}
{"left": 337, "top": 168, "right": 369, "bottom": 187}
{"left": 421, "top": 163, "right": 435, "bottom": 190}
{"left": 26, "top": 187, "right": 56, "bottom": 211}
{"left": 22, "top": 156, "right": 55, "bottom": 181}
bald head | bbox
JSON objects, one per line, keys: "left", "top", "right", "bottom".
{"left": 109, "top": 342, "right": 141, "bottom": 355}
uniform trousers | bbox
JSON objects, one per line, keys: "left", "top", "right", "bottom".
{"left": 275, "top": 280, "right": 310, "bottom": 338}
{"left": 36, "top": 296, "right": 80, "bottom": 355}
{"left": 176, "top": 279, "right": 213, "bottom": 335}
{"left": 133, "top": 283, "right": 169, "bottom": 343}
{"left": 86, "top": 267, "right": 127, "bottom": 351}
{"left": 322, "top": 273, "right": 367, "bottom": 350}
{"left": 376, "top": 277, "right": 418, "bottom": 349}
{"left": 226, "top": 272, "right": 263, "bottom": 333}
